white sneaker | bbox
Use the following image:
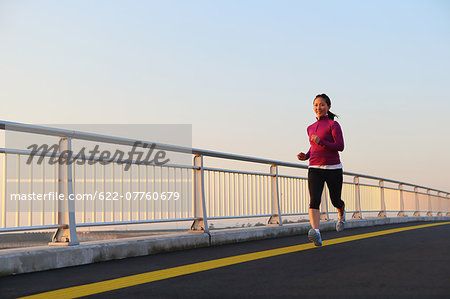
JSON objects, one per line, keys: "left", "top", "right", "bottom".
{"left": 336, "top": 210, "right": 345, "bottom": 232}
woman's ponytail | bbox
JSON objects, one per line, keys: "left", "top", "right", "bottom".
{"left": 327, "top": 110, "right": 337, "bottom": 120}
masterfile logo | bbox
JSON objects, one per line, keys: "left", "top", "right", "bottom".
{"left": 26, "top": 141, "right": 170, "bottom": 170}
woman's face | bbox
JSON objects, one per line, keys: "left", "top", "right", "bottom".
{"left": 313, "top": 97, "right": 330, "bottom": 118}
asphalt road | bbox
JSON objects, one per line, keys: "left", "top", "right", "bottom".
{"left": 0, "top": 221, "right": 449, "bottom": 298}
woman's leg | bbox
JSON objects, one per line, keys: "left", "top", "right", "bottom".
{"left": 309, "top": 208, "right": 321, "bottom": 229}
{"left": 325, "top": 169, "right": 346, "bottom": 234}
{"left": 308, "top": 168, "right": 325, "bottom": 229}
{"left": 325, "top": 168, "right": 344, "bottom": 210}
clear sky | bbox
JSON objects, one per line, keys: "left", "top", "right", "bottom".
{"left": 1, "top": 0, "right": 449, "bottom": 192}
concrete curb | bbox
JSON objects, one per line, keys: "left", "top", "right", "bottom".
{"left": 1, "top": 216, "right": 449, "bottom": 276}
{"left": 208, "top": 216, "right": 449, "bottom": 245}
{"left": 0, "top": 233, "right": 209, "bottom": 277}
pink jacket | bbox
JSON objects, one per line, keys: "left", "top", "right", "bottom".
{"left": 305, "top": 115, "right": 344, "bottom": 166}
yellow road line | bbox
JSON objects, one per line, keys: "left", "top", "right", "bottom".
{"left": 20, "top": 221, "right": 450, "bottom": 299}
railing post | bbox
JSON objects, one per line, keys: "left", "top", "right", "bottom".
{"left": 426, "top": 189, "right": 432, "bottom": 216}
{"left": 378, "top": 180, "right": 386, "bottom": 218}
{"left": 352, "top": 176, "right": 361, "bottom": 219}
{"left": 320, "top": 187, "right": 329, "bottom": 221}
{"left": 447, "top": 193, "right": 450, "bottom": 216}
{"left": 49, "top": 137, "right": 79, "bottom": 246}
{"left": 436, "top": 192, "right": 442, "bottom": 217}
{"left": 413, "top": 186, "right": 420, "bottom": 216}
{"left": 268, "top": 164, "right": 282, "bottom": 226}
{"left": 397, "top": 183, "right": 405, "bottom": 217}
{"left": 191, "top": 154, "right": 209, "bottom": 232}
{"left": 2, "top": 153, "right": 7, "bottom": 228}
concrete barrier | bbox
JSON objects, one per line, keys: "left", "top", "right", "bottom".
{"left": 1, "top": 216, "right": 449, "bottom": 276}
{"left": 0, "top": 233, "right": 209, "bottom": 277}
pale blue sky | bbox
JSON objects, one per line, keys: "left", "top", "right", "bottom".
{"left": 1, "top": 0, "right": 449, "bottom": 191}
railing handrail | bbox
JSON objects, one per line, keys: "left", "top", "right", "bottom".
{"left": 1, "top": 120, "right": 449, "bottom": 195}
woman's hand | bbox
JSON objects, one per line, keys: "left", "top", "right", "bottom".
{"left": 311, "top": 134, "right": 320, "bottom": 145}
{"left": 297, "top": 152, "right": 307, "bottom": 161}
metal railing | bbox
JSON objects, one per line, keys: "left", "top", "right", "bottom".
{"left": 0, "top": 120, "right": 449, "bottom": 245}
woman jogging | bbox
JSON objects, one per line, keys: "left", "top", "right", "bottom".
{"left": 297, "top": 93, "right": 345, "bottom": 247}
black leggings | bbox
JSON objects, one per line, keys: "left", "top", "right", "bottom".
{"left": 308, "top": 168, "right": 345, "bottom": 210}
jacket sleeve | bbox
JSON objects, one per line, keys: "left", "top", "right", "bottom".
{"left": 305, "top": 127, "right": 311, "bottom": 159}
{"left": 318, "top": 121, "right": 344, "bottom": 151}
